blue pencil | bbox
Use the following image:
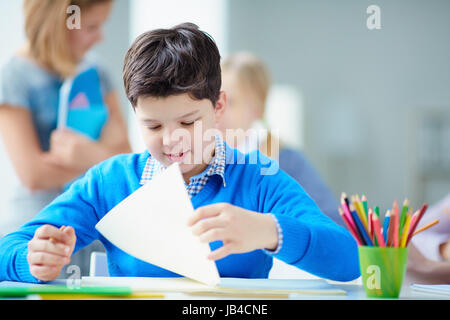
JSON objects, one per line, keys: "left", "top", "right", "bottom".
{"left": 382, "top": 210, "right": 391, "bottom": 244}
{"left": 349, "top": 203, "right": 373, "bottom": 246}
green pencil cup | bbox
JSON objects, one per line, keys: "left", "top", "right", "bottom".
{"left": 358, "top": 246, "right": 408, "bottom": 298}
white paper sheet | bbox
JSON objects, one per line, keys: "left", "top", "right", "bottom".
{"left": 95, "top": 162, "right": 220, "bottom": 286}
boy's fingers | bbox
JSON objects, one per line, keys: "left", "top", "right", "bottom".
{"left": 188, "top": 203, "right": 228, "bottom": 226}
{"left": 62, "top": 226, "right": 77, "bottom": 247}
{"left": 208, "top": 244, "right": 233, "bottom": 261}
{"left": 35, "top": 225, "right": 68, "bottom": 243}
{"left": 198, "top": 228, "right": 226, "bottom": 243}
{"left": 30, "top": 265, "right": 60, "bottom": 281}
{"left": 191, "top": 216, "right": 227, "bottom": 236}
{"left": 28, "top": 239, "right": 70, "bottom": 257}
{"left": 28, "top": 251, "right": 70, "bottom": 266}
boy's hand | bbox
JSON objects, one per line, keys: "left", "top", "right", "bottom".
{"left": 187, "top": 203, "right": 279, "bottom": 261}
{"left": 27, "top": 225, "right": 76, "bottom": 281}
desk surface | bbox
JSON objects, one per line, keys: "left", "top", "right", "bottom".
{"left": 0, "top": 277, "right": 448, "bottom": 300}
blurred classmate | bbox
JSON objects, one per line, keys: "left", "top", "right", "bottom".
{"left": 406, "top": 194, "right": 450, "bottom": 284}
{"left": 0, "top": 0, "right": 130, "bottom": 272}
{"left": 219, "top": 52, "right": 342, "bottom": 226}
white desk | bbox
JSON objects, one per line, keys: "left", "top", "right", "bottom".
{"left": 0, "top": 277, "right": 448, "bottom": 300}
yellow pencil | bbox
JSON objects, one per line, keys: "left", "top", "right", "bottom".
{"left": 400, "top": 212, "right": 412, "bottom": 247}
{"left": 353, "top": 195, "right": 369, "bottom": 232}
{"left": 412, "top": 219, "right": 439, "bottom": 236}
{"left": 39, "top": 292, "right": 165, "bottom": 300}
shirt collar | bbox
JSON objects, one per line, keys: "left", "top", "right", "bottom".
{"left": 140, "top": 135, "right": 226, "bottom": 187}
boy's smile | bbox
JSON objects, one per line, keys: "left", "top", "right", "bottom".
{"left": 135, "top": 92, "right": 226, "bottom": 183}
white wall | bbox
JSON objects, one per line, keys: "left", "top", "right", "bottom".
{"left": 127, "top": 0, "right": 228, "bottom": 152}
{"left": 130, "top": 0, "right": 228, "bottom": 54}
{"left": 227, "top": 0, "right": 450, "bottom": 210}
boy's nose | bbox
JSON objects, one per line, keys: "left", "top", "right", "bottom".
{"left": 162, "top": 129, "right": 181, "bottom": 148}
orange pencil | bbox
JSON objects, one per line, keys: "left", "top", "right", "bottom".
{"left": 412, "top": 219, "right": 439, "bottom": 237}
{"left": 372, "top": 211, "right": 385, "bottom": 247}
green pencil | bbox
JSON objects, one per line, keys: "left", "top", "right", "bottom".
{"left": 361, "top": 194, "right": 368, "bottom": 219}
{"left": 399, "top": 199, "right": 409, "bottom": 242}
{"left": 374, "top": 205, "right": 380, "bottom": 217}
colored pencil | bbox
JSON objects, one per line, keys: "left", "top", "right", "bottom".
{"left": 341, "top": 192, "right": 351, "bottom": 209}
{"left": 338, "top": 194, "right": 432, "bottom": 248}
{"left": 382, "top": 209, "right": 391, "bottom": 245}
{"left": 368, "top": 208, "right": 377, "bottom": 245}
{"left": 374, "top": 206, "right": 380, "bottom": 217}
{"left": 392, "top": 203, "right": 399, "bottom": 248}
{"left": 343, "top": 204, "right": 367, "bottom": 246}
{"left": 405, "top": 203, "right": 428, "bottom": 246}
{"left": 339, "top": 207, "right": 363, "bottom": 246}
{"left": 400, "top": 212, "right": 412, "bottom": 248}
{"left": 386, "top": 209, "right": 395, "bottom": 246}
{"left": 399, "top": 198, "right": 409, "bottom": 236}
{"left": 372, "top": 213, "right": 385, "bottom": 247}
{"left": 349, "top": 203, "right": 373, "bottom": 246}
{"left": 353, "top": 195, "right": 369, "bottom": 233}
{"left": 361, "top": 194, "right": 368, "bottom": 218}
{"left": 340, "top": 193, "right": 357, "bottom": 231}
{"left": 412, "top": 219, "right": 439, "bottom": 236}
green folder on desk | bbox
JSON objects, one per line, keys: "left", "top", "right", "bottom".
{"left": 0, "top": 285, "right": 163, "bottom": 299}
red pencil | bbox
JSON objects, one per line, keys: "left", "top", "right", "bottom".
{"left": 372, "top": 214, "right": 385, "bottom": 247}
{"left": 406, "top": 203, "right": 428, "bottom": 246}
{"left": 386, "top": 210, "right": 395, "bottom": 246}
{"left": 339, "top": 207, "right": 363, "bottom": 246}
{"left": 368, "top": 209, "right": 373, "bottom": 240}
{"left": 392, "top": 202, "right": 399, "bottom": 248}
{"left": 340, "top": 193, "right": 357, "bottom": 231}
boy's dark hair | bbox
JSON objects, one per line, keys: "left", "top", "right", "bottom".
{"left": 123, "top": 23, "right": 221, "bottom": 108}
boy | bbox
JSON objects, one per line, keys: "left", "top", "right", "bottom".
{"left": 0, "top": 23, "right": 359, "bottom": 283}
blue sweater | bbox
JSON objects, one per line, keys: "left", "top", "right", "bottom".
{"left": 0, "top": 144, "right": 360, "bottom": 283}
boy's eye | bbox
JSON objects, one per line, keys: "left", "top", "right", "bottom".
{"left": 181, "top": 117, "right": 200, "bottom": 126}
{"left": 147, "top": 125, "right": 161, "bottom": 130}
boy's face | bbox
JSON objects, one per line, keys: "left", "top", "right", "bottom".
{"left": 135, "top": 92, "right": 226, "bottom": 181}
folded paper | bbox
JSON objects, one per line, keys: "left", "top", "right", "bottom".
{"left": 95, "top": 162, "right": 220, "bottom": 285}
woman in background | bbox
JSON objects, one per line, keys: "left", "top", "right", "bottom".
{"left": 219, "top": 52, "right": 342, "bottom": 226}
{"left": 0, "top": 0, "right": 130, "bottom": 273}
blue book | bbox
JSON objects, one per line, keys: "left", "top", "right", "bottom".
{"left": 58, "top": 67, "right": 108, "bottom": 140}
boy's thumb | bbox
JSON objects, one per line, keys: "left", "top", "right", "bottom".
{"left": 62, "top": 226, "right": 77, "bottom": 244}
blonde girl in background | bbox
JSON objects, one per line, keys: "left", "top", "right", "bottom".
{"left": 0, "top": 0, "right": 130, "bottom": 274}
